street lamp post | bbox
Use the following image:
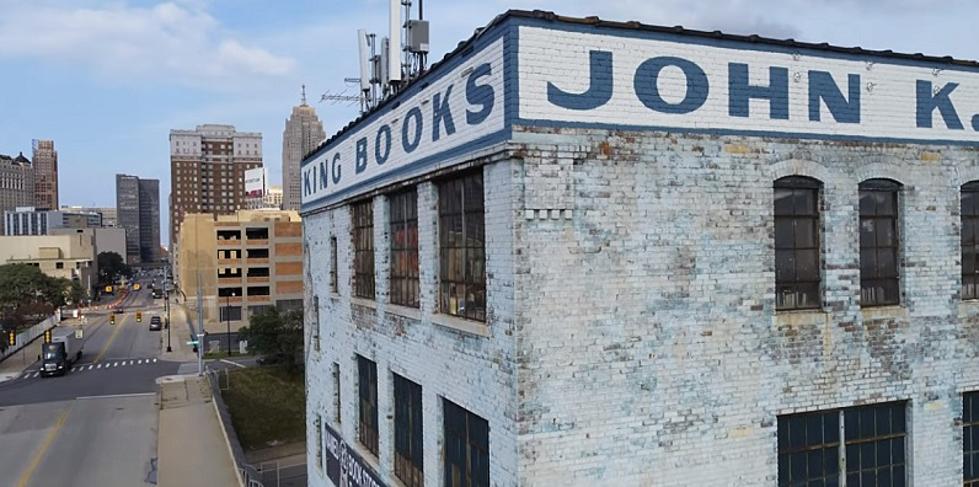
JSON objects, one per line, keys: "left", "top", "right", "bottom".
{"left": 226, "top": 292, "right": 235, "bottom": 356}
{"left": 165, "top": 289, "right": 172, "bottom": 353}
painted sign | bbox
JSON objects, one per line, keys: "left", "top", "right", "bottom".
{"left": 323, "top": 422, "right": 386, "bottom": 487}
{"left": 517, "top": 25, "right": 979, "bottom": 144}
{"left": 301, "top": 37, "right": 506, "bottom": 211}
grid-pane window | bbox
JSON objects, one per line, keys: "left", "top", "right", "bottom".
{"left": 439, "top": 172, "right": 486, "bottom": 322}
{"left": 352, "top": 201, "right": 375, "bottom": 299}
{"left": 443, "top": 399, "right": 489, "bottom": 487}
{"left": 390, "top": 189, "right": 420, "bottom": 308}
{"left": 775, "top": 176, "right": 822, "bottom": 310}
{"left": 394, "top": 374, "right": 424, "bottom": 487}
{"left": 859, "top": 179, "right": 901, "bottom": 307}
{"left": 778, "top": 402, "right": 907, "bottom": 487}
{"left": 965, "top": 392, "right": 979, "bottom": 485}
{"left": 357, "top": 355, "right": 378, "bottom": 455}
{"left": 777, "top": 410, "right": 839, "bottom": 486}
{"left": 844, "top": 402, "right": 906, "bottom": 486}
{"left": 330, "top": 236, "right": 338, "bottom": 293}
{"left": 963, "top": 183, "right": 979, "bottom": 300}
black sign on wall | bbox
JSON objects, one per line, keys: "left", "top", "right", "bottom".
{"left": 323, "top": 422, "right": 387, "bottom": 487}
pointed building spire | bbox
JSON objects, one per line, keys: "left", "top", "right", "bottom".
{"left": 301, "top": 84, "right": 307, "bottom": 106}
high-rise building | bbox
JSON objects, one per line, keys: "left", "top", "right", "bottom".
{"left": 169, "top": 124, "right": 263, "bottom": 245}
{"left": 4, "top": 206, "right": 102, "bottom": 236}
{"left": 60, "top": 206, "right": 117, "bottom": 227}
{"left": 32, "top": 139, "right": 58, "bottom": 210}
{"left": 116, "top": 174, "right": 161, "bottom": 265}
{"left": 281, "top": 89, "right": 325, "bottom": 210}
{"left": 0, "top": 152, "right": 34, "bottom": 235}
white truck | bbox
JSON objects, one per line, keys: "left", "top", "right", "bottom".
{"left": 40, "top": 328, "right": 83, "bottom": 377}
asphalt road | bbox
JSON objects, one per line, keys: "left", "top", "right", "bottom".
{"left": 0, "top": 281, "right": 180, "bottom": 487}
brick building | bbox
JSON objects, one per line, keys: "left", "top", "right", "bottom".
{"left": 302, "top": 11, "right": 979, "bottom": 487}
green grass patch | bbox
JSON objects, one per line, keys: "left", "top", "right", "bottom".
{"left": 220, "top": 365, "right": 305, "bottom": 451}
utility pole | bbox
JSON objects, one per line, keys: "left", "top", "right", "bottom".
{"left": 196, "top": 271, "right": 204, "bottom": 376}
{"left": 165, "top": 289, "right": 172, "bottom": 353}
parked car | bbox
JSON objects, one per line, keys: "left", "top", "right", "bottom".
{"left": 149, "top": 316, "right": 162, "bottom": 331}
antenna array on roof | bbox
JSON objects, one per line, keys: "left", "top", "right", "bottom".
{"left": 323, "top": 0, "right": 430, "bottom": 113}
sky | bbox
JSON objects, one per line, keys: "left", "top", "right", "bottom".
{"left": 1, "top": 0, "right": 978, "bottom": 244}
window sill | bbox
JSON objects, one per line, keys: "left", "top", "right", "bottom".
{"left": 773, "top": 308, "right": 830, "bottom": 327}
{"left": 958, "top": 300, "right": 979, "bottom": 320}
{"left": 431, "top": 313, "right": 490, "bottom": 337}
{"left": 860, "top": 305, "right": 907, "bottom": 321}
{"left": 386, "top": 303, "right": 421, "bottom": 321}
{"left": 350, "top": 297, "right": 377, "bottom": 310}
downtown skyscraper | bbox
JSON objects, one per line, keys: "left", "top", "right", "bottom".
{"left": 116, "top": 174, "right": 160, "bottom": 265}
{"left": 32, "top": 139, "right": 58, "bottom": 210}
{"left": 281, "top": 88, "right": 325, "bottom": 210}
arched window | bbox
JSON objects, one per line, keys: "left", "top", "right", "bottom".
{"left": 859, "top": 179, "right": 901, "bottom": 307}
{"left": 774, "top": 176, "right": 822, "bottom": 310}
{"left": 961, "top": 181, "right": 979, "bottom": 299}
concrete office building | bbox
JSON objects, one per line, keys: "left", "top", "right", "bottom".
{"left": 302, "top": 10, "right": 979, "bottom": 487}
{"left": 3, "top": 206, "right": 102, "bottom": 236}
{"left": 176, "top": 209, "right": 302, "bottom": 347}
{"left": 282, "top": 91, "right": 326, "bottom": 211}
{"left": 0, "top": 153, "right": 35, "bottom": 235}
{"left": 32, "top": 139, "right": 58, "bottom": 210}
{"left": 61, "top": 206, "right": 118, "bottom": 227}
{"left": 50, "top": 227, "right": 127, "bottom": 261}
{"left": 169, "top": 124, "right": 263, "bottom": 246}
{"left": 0, "top": 232, "right": 97, "bottom": 296}
{"left": 116, "top": 174, "right": 161, "bottom": 265}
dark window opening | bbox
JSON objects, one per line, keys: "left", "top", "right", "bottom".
{"left": 330, "top": 236, "right": 338, "bottom": 294}
{"left": 390, "top": 188, "right": 420, "bottom": 308}
{"left": 245, "top": 227, "right": 269, "bottom": 240}
{"left": 859, "top": 179, "right": 901, "bottom": 307}
{"left": 352, "top": 201, "right": 375, "bottom": 299}
{"left": 777, "top": 401, "right": 907, "bottom": 487}
{"left": 439, "top": 171, "right": 486, "bottom": 321}
{"left": 443, "top": 398, "right": 489, "bottom": 487}
{"left": 247, "top": 286, "right": 270, "bottom": 296}
{"left": 218, "top": 268, "right": 242, "bottom": 278}
{"left": 246, "top": 267, "right": 270, "bottom": 277}
{"left": 219, "top": 305, "right": 242, "bottom": 321}
{"left": 217, "top": 229, "right": 241, "bottom": 240}
{"left": 964, "top": 392, "right": 979, "bottom": 485}
{"left": 774, "top": 176, "right": 821, "bottom": 310}
{"left": 247, "top": 248, "right": 269, "bottom": 259}
{"left": 218, "top": 287, "right": 241, "bottom": 298}
{"left": 394, "top": 374, "right": 424, "bottom": 487}
{"left": 333, "top": 362, "right": 341, "bottom": 424}
{"left": 962, "top": 182, "right": 979, "bottom": 300}
{"left": 357, "top": 355, "right": 378, "bottom": 456}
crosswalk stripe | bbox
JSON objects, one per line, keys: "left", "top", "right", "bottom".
{"left": 137, "top": 359, "right": 143, "bottom": 365}
{"left": 32, "top": 372, "right": 38, "bottom": 378}
{"left": 97, "top": 364, "right": 102, "bottom": 369}
{"left": 88, "top": 365, "right": 94, "bottom": 370}
{"left": 153, "top": 358, "right": 157, "bottom": 363}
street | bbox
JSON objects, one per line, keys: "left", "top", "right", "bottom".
{"left": 0, "top": 285, "right": 179, "bottom": 487}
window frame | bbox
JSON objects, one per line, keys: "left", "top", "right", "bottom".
{"left": 966, "top": 392, "right": 979, "bottom": 485}
{"left": 962, "top": 182, "right": 979, "bottom": 300}
{"left": 330, "top": 236, "right": 338, "bottom": 294}
{"left": 357, "top": 355, "right": 379, "bottom": 456}
{"left": 438, "top": 171, "right": 486, "bottom": 322}
{"left": 774, "top": 176, "right": 822, "bottom": 311}
{"left": 352, "top": 200, "right": 376, "bottom": 299}
{"left": 443, "top": 398, "right": 489, "bottom": 487}
{"left": 390, "top": 188, "right": 421, "bottom": 308}
{"left": 859, "top": 179, "right": 902, "bottom": 307}
{"left": 394, "top": 374, "right": 424, "bottom": 487}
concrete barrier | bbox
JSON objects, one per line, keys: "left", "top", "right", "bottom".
{"left": 0, "top": 316, "right": 57, "bottom": 362}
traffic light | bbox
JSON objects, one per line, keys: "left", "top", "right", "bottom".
{"left": 43, "top": 329, "right": 52, "bottom": 343}
{"left": 110, "top": 314, "right": 116, "bottom": 325}
{"left": 136, "top": 312, "right": 142, "bottom": 323}
{"left": 6, "top": 330, "right": 14, "bottom": 347}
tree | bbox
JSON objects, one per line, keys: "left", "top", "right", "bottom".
{"left": 97, "top": 251, "right": 131, "bottom": 285}
{"left": 239, "top": 308, "right": 303, "bottom": 370}
{"left": 0, "top": 263, "right": 73, "bottom": 330}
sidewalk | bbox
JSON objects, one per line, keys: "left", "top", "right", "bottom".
{"left": 157, "top": 374, "right": 240, "bottom": 487}
{"left": 0, "top": 335, "right": 42, "bottom": 382}
{"left": 159, "top": 303, "right": 199, "bottom": 363}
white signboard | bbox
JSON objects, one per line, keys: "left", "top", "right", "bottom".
{"left": 301, "top": 37, "right": 506, "bottom": 210}
{"left": 244, "top": 167, "right": 265, "bottom": 198}
{"left": 518, "top": 26, "right": 979, "bottom": 144}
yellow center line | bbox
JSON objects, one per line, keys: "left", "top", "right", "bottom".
{"left": 94, "top": 314, "right": 127, "bottom": 363}
{"left": 17, "top": 405, "right": 72, "bottom": 487}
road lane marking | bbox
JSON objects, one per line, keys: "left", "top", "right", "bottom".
{"left": 76, "top": 392, "right": 155, "bottom": 400}
{"left": 113, "top": 362, "right": 118, "bottom": 367}
{"left": 97, "top": 364, "right": 102, "bottom": 369}
{"left": 87, "top": 365, "right": 94, "bottom": 370}
{"left": 153, "top": 358, "right": 158, "bottom": 363}
{"left": 16, "top": 405, "right": 72, "bottom": 487}
{"left": 32, "top": 372, "right": 38, "bottom": 378}
{"left": 94, "top": 313, "right": 127, "bottom": 363}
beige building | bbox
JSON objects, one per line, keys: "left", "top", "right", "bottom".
{"left": 0, "top": 153, "right": 35, "bottom": 235}
{"left": 0, "top": 232, "right": 97, "bottom": 295}
{"left": 281, "top": 90, "right": 325, "bottom": 211}
{"left": 176, "top": 209, "right": 302, "bottom": 337}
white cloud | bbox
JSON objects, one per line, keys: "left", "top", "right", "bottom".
{"left": 0, "top": 1, "right": 296, "bottom": 88}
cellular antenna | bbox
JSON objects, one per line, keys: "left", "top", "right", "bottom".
{"left": 388, "top": 0, "right": 402, "bottom": 84}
